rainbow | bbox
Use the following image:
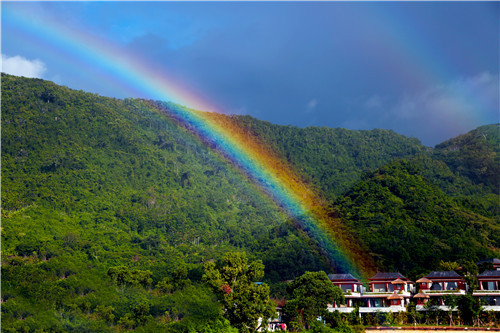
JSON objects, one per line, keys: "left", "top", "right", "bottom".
{"left": 354, "top": 4, "right": 497, "bottom": 134}
{"left": 3, "top": 5, "right": 376, "bottom": 278}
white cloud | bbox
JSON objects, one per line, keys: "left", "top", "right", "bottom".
{"left": 386, "top": 72, "right": 500, "bottom": 145}
{"left": 1, "top": 54, "right": 47, "bottom": 78}
{"left": 347, "top": 72, "right": 499, "bottom": 145}
{"left": 364, "top": 94, "right": 383, "bottom": 109}
{"left": 306, "top": 98, "right": 318, "bottom": 113}
{"left": 392, "top": 72, "right": 499, "bottom": 124}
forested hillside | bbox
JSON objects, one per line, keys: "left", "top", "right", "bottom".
{"left": 336, "top": 158, "right": 499, "bottom": 278}
{"left": 2, "top": 74, "right": 498, "bottom": 331}
{"left": 1, "top": 74, "right": 329, "bottom": 331}
{"left": 434, "top": 124, "right": 500, "bottom": 195}
{"left": 228, "top": 115, "right": 426, "bottom": 199}
{"left": 225, "top": 117, "right": 499, "bottom": 279}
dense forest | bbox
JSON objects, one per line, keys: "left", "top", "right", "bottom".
{"left": 2, "top": 74, "right": 498, "bottom": 331}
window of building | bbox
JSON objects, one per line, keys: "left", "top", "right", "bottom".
{"left": 446, "top": 281, "right": 457, "bottom": 290}
{"left": 431, "top": 283, "right": 443, "bottom": 291}
{"left": 341, "top": 284, "right": 353, "bottom": 293}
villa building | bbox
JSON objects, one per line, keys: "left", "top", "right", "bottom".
{"left": 415, "top": 271, "right": 466, "bottom": 309}
{"left": 425, "top": 271, "right": 466, "bottom": 292}
{"left": 368, "top": 272, "right": 414, "bottom": 293}
{"left": 363, "top": 272, "right": 413, "bottom": 312}
{"left": 328, "top": 272, "right": 414, "bottom": 313}
{"left": 328, "top": 273, "right": 363, "bottom": 310}
{"left": 420, "top": 271, "right": 466, "bottom": 311}
{"left": 327, "top": 267, "right": 500, "bottom": 314}
{"left": 473, "top": 270, "right": 500, "bottom": 311}
{"left": 328, "top": 273, "right": 363, "bottom": 293}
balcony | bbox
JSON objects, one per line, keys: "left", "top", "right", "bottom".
{"left": 422, "top": 289, "right": 466, "bottom": 297}
{"left": 359, "top": 306, "right": 406, "bottom": 313}
{"left": 473, "top": 289, "right": 500, "bottom": 296}
{"left": 363, "top": 290, "right": 411, "bottom": 298}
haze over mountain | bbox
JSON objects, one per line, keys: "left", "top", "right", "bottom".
{"left": 2, "top": 75, "right": 498, "bottom": 331}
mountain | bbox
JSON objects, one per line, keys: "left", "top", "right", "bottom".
{"left": 226, "top": 115, "right": 426, "bottom": 200}
{"left": 335, "top": 158, "right": 499, "bottom": 277}
{"left": 433, "top": 124, "right": 500, "bottom": 194}
{"left": 1, "top": 74, "right": 498, "bottom": 331}
{"left": 224, "top": 116, "right": 499, "bottom": 278}
{"left": 1, "top": 74, "right": 332, "bottom": 331}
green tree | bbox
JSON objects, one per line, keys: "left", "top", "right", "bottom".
{"left": 458, "top": 294, "right": 483, "bottom": 326}
{"left": 118, "top": 313, "right": 135, "bottom": 329}
{"left": 437, "top": 261, "right": 460, "bottom": 272}
{"left": 406, "top": 302, "right": 422, "bottom": 327}
{"left": 203, "top": 252, "right": 276, "bottom": 332}
{"left": 284, "top": 271, "right": 344, "bottom": 330}
{"left": 95, "top": 305, "right": 115, "bottom": 323}
{"left": 166, "top": 285, "right": 237, "bottom": 333}
{"left": 107, "top": 266, "right": 153, "bottom": 287}
{"left": 133, "top": 301, "right": 152, "bottom": 325}
{"left": 443, "top": 295, "right": 459, "bottom": 326}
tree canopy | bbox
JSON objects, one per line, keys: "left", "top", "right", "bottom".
{"left": 203, "top": 252, "right": 276, "bottom": 332}
{"left": 284, "top": 271, "right": 344, "bottom": 330}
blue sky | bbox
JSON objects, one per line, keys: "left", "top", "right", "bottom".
{"left": 2, "top": 1, "right": 499, "bottom": 146}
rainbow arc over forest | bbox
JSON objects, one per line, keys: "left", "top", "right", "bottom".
{"left": 4, "top": 7, "right": 376, "bottom": 278}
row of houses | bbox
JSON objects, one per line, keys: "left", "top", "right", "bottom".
{"left": 327, "top": 259, "right": 500, "bottom": 313}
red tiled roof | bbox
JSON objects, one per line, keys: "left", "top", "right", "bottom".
{"left": 387, "top": 292, "right": 404, "bottom": 300}
{"left": 416, "top": 277, "right": 432, "bottom": 283}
